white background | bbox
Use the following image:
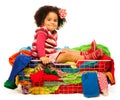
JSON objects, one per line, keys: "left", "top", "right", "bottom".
{"left": 0, "top": 0, "right": 120, "bottom": 100}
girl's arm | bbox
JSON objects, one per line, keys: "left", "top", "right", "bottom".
{"left": 36, "top": 31, "right": 46, "bottom": 57}
{"left": 36, "top": 31, "right": 51, "bottom": 64}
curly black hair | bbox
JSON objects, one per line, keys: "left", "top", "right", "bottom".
{"left": 34, "top": 5, "right": 66, "bottom": 29}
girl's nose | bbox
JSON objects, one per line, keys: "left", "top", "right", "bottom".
{"left": 51, "top": 21, "right": 54, "bottom": 24}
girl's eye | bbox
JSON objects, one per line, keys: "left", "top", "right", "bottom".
{"left": 47, "top": 19, "right": 51, "bottom": 21}
{"left": 54, "top": 19, "right": 58, "bottom": 22}
{"left": 46, "top": 18, "right": 58, "bottom": 22}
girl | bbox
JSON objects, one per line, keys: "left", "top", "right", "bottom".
{"left": 31, "top": 5, "right": 103, "bottom": 64}
{"left": 4, "top": 5, "right": 103, "bottom": 89}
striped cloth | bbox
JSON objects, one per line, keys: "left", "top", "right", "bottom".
{"left": 31, "top": 26, "right": 58, "bottom": 59}
{"left": 97, "top": 72, "right": 108, "bottom": 95}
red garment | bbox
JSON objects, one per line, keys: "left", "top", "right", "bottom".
{"left": 30, "top": 70, "right": 60, "bottom": 87}
{"left": 54, "top": 83, "right": 82, "bottom": 94}
{"left": 31, "top": 26, "right": 58, "bottom": 59}
{"left": 76, "top": 60, "right": 84, "bottom": 67}
{"left": 99, "top": 54, "right": 115, "bottom": 85}
{"left": 76, "top": 54, "right": 115, "bottom": 85}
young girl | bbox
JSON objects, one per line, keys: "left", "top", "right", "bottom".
{"left": 31, "top": 5, "right": 103, "bottom": 64}
{"left": 4, "top": 5, "right": 103, "bottom": 89}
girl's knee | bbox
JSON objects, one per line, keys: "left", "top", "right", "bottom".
{"left": 56, "top": 52, "right": 70, "bottom": 62}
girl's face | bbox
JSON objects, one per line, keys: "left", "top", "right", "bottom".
{"left": 43, "top": 12, "right": 58, "bottom": 32}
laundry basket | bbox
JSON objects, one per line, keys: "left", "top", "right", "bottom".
{"left": 18, "top": 60, "right": 111, "bottom": 95}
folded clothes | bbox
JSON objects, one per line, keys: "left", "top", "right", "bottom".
{"left": 82, "top": 72, "right": 100, "bottom": 98}
{"left": 79, "top": 61, "right": 98, "bottom": 68}
{"left": 61, "top": 61, "right": 98, "bottom": 73}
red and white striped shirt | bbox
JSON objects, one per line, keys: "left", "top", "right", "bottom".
{"left": 31, "top": 26, "right": 58, "bottom": 59}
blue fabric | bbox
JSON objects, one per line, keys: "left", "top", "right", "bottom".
{"left": 29, "top": 61, "right": 38, "bottom": 68}
{"left": 82, "top": 72, "right": 100, "bottom": 98}
{"left": 8, "top": 54, "right": 33, "bottom": 83}
{"left": 61, "top": 61, "right": 98, "bottom": 73}
{"left": 19, "top": 46, "right": 31, "bottom": 51}
{"left": 79, "top": 61, "right": 98, "bottom": 68}
{"left": 61, "top": 67, "right": 79, "bottom": 73}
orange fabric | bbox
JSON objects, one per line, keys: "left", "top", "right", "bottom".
{"left": 105, "top": 72, "right": 115, "bottom": 85}
{"left": 19, "top": 80, "right": 30, "bottom": 86}
{"left": 9, "top": 50, "right": 32, "bottom": 66}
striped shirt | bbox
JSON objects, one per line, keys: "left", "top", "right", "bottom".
{"left": 31, "top": 26, "right": 58, "bottom": 59}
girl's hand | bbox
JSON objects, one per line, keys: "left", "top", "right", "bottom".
{"left": 40, "top": 56, "right": 52, "bottom": 64}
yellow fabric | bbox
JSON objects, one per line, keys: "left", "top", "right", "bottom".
{"left": 23, "top": 64, "right": 42, "bottom": 76}
{"left": 15, "top": 75, "right": 19, "bottom": 86}
{"left": 28, "top": 85, "right": 59, "bottom": 94}
{"left": 29, "top": 87, "right": 50, "bottom": 94}
{"left": 65, "top": 62, "right": 77, "bottom": 68}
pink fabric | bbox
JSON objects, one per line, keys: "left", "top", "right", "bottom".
{"left": 48, "top": 50, "right": 61, "bottom": 62}
{"left": 97, "top": 72, "right": 108, "bottom": 95}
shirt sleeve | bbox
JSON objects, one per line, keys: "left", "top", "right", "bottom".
{"left": 36, "top": 31, "right": 47, "bottom": 58}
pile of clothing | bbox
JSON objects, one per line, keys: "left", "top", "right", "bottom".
{"left": 4, "top": 44, "right": 115, "bottom": 98}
